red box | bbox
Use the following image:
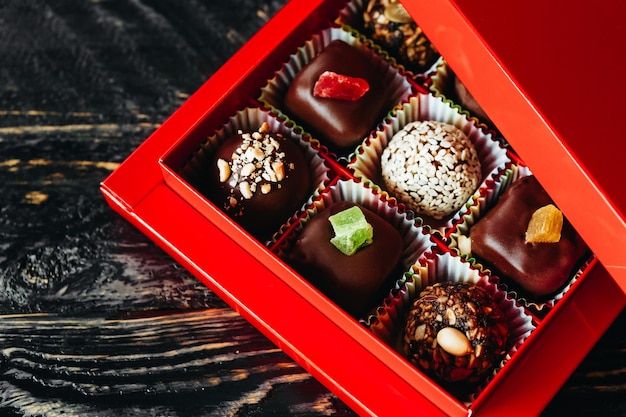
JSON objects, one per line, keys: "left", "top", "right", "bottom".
{"left": 100, "top": 0, "right": 626, "bottom": 415}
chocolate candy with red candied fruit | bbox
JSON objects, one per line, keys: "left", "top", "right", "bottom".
{"left": 284, "top": 40, "right": 394, "bottom": 153}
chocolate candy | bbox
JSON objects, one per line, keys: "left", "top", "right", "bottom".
{"left": 288, "top": 201, "right": 403, "bottom": 317}
{"left": 469, "top": 175, "right": 589, "bottom": 298}
{"left": 284, "top": 40, "right": 393, "bottom": 153}
{"left": 363, "top": 0, "right": 440, "bottom": 73}
{"left": 209, "top": 123, "right": 311, "bottom": 236}
{"left": 402, "top": 281, "right": 509, "bottom": 384}
{"left": 380, "top": 120, "right": 481, "bottom": 219}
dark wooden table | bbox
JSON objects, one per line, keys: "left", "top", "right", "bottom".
{"left": 1, "top": 1, "right": 624, "bottom": 416}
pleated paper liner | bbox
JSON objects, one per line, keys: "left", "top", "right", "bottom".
{"left": 428, "top": 60, "right": 511, "bottom": 142}
{"left": 361, "top": 249, "right": 535, "bottom": 405}
{"left": 448, "top": 163, "right": 595, "bottom": 311}
{"left": 335, "top": 0, "right": 444, "bottom": 79}
{"left": 257, "top": 25, "right": 415, "bottom": 160}
{"left": 178, "top": 106, "right": 333, "bottom": 242}
{"left": 347, "top": 93, "right": 511, "bottom": 236}
{"left": 269, "top": 178, "right": 438, "bottom": 318}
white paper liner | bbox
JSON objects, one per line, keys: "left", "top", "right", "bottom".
{"left": 429, "top": 61, "right": 484, "bottom": 123}
{"left": 347, "top": 93, "right": 511, "bottom": 236}
{"left": 270, "top": 178, "right": 438, "bottom": 316}
{"left": 361, "top": 250, "right": 535, "bottom": 405}
{"left": 429, "top": 61, "right": 516, "bottom": 152}
{"left": 258, "top": 26, "right": 414, "bottom": 158}
{"left": 179, "top": 106, "right": 333, "bottom": 241}
{"left": 448, "top": 164, "right": 595, "bottom": 311}
{"left": 335, "top": 0, "right": 444, "bottom": 78}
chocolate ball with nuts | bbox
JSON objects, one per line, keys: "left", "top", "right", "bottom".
{"left": 209, "top": 122, "right": 312, "bottom": 236}
{"left": 402, "top": 281, "right": 509, "bottom": 384}
{"left": 363, "top": 0, "right": 440, "bottom": 73}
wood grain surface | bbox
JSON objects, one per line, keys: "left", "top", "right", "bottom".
{"left": 0, "top": 1, "right": 624, "bottom": 416}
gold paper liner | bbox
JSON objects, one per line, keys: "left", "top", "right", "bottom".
{"left": 429, "top": 60, "right": 499, "bottom": 134}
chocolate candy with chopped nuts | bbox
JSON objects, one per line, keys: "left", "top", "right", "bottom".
{"left": 209, "top": 123, "right": 311, "bottom": 236}
{"left": 284, "top": 40, "right": 394, "bottom": 153}
{"left": 380, "top": 120, "right": 481, "bottom": 220}
{"left": 469, "top": 175, "right": 589, "bottom": 298}
{"left": 363, "top": 0, "right": 440, "bottom": 73}
{"left": 288, "top": 201, "right": 403, "bottom": 317}
{"left": 402, "top": 281, "right": 509, "bottom": 384}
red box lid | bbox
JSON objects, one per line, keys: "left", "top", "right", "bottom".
{"left": 402, "top": 0, "right": 626, "bottom": 293}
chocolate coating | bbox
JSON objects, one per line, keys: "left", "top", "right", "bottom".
{"left": 288, "top": 201, "right": 403, "bottom": 317}
{"left": 284, "top": 40, "right": 393, "bottom": 152}
{"left": 402, "top": 281, "right": 509, "bottom": 384}
{"left": 209, "top": 126, "right": 311, "bottom": 236}
{"left": 469, "top": 175, "right": 589, "bottom": 298}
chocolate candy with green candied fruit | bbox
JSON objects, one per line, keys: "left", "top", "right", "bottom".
{"left": 288, "top": 201, "right": 403, "bottom": 317}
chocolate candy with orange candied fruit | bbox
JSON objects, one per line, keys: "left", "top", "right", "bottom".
{"left": 468, "top": 175, "right": 589, "bottom": 298}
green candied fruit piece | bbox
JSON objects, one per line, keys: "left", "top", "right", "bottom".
{"left": 328, "top": 206, "right": 374, "bottom": 256}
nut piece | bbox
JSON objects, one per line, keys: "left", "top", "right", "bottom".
{"left": 384, "top": 1, "right": 413, "bottom": 24}
{"left": 272, "top": 161, "right": 285, "bottom": 181}
{"left": 217, "top": 159, "right": 231, "bottom": 183}
{"left": 239, "top": 181, "right": 253, "bottom": 200}
{"left": 525, "top": 204, "right": 563, "bottom": 244}
{"left": 240, "top": 163, "right": 256, "bottom": 177}
{"left": 436, "top": 326, "right": 473, "bottom": 356}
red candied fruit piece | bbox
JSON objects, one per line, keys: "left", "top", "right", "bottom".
{"left": 313, "top": 71, "right": 370, "bottom": 101}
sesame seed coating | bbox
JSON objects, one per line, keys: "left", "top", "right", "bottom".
{"left": 380, "top": 120, "right": 481, "bottom": 219}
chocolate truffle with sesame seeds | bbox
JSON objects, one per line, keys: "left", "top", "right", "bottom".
{"left": 209, "top": 122, "right": 312, "bottom": 236}
{"left": 380, "top": 120, "right": 481, "bottom": 219}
